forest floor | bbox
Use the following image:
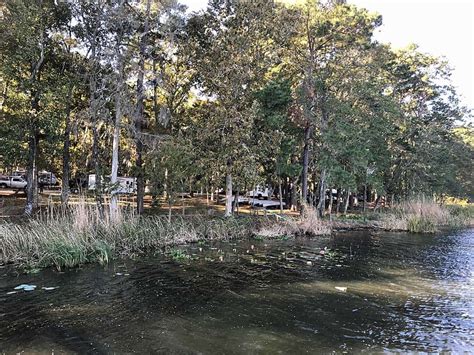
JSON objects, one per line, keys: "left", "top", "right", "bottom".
{"left": 1, "top": 188, "right": 472, "bottom": 233}
{"left": 0, "top": 189, "right": 302, "bottom": 218}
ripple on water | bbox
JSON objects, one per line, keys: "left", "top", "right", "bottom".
{"left": 1, "top": 229, "right": 473, "bottom": 353}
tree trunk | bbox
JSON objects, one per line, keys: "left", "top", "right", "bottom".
{"left": 182, "top": 190, "right": 185, "bottom": 216}
{"left": 335, "top": 187, "right": 341, "bottom": 215}
{"left": 110, "top": 85, "right": 122, "bottom": 218}
{"left": 110, "top": 7, "right": 125, "bottom": 219}
{"left": 301, "top": 123, "right": 313, "bottom": 206}
{"left": 92, "top": 124, "right": 104, "bottom": 218}
{"left": 25, "top": 129, "right": 38, "bottom": 215}
{"left": 349, "top": 191, "right": 355, "bottom": 209}
{"left": 168, "top": 199, "right": 172, "bottom": 223}
{"left": 343, "top": 188, "right": 350, "bottom": 215}
{"left": 328, "top": 187, "right": 333, "bottom": 216}
{"left": 373, "top": 195, "right": 382, "bottom": 212}
{"left": 290, "top": 177, "right": 297, "bottom": 211}
{"left": 89, "top": 23, "right": 104, "bottom": 219}
{"left": 233, "top": 188, "right": 239, "bottom": 215}
{"left": 134, "top": 0, "right": 151, "bottom": 215}
{"left": 316, "top": 169, "right": 327, "bottom": 218}
{"left": 225, "top": 160, "right": 233, "bottom": 217}
{"left": 279, "top": 177, "right": 283, "bottom": 214}
{"left": 163, "top": 168, "right": 168, "bottom": 199}
{"left": 24, "top": 35, "right": 44, "bottom": 215}
{"left": 61, "top": 85, "right": 74, "bottom": 207}
{"left": 363, "top": 182, "right": 367, "bottom": 212}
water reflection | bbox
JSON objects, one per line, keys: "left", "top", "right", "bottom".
{"left": 1, "top": 229, "right": 473, "bottom": 353}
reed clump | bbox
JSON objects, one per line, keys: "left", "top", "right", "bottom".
{"left": 255, "top": 204, "right": 331, "bottom": 238}
{"left": 381, "top": 199, "right": 473, "bottom": 233}
{"left": 0, "top": 199, "right": 260, "bottom": 271}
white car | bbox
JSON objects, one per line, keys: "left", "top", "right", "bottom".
{"left": 0, "top": 176, "right": 27, "bottom": 189}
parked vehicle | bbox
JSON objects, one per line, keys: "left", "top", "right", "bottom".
{"left": 0, "top": 175, "right": 27, "bottom": 189}
{"left": 246, "top": 185, "right": 273, "bottom": 199}
{"left": 88, "top": 174, "right": 137, "bottom": 194}
{"left": 38, "top": 171, "right": 58, "bottom": 186}
{"left": 11, "top": 171, "right": 26, "bottom": 179}
{"left": 69, "top": 176, "right": 88, "bottom": 194}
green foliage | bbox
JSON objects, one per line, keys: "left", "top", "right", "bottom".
{"left": 0, "top": 0, "right": 471, "bottom": 216}
{"left": 40, "top": 240, "right": 89, "bottom": 270}
{"left": 169, "top": 248, "right": 190, "bottom": 261}
{"left": 148, "top": 137, "right": 196, "bottom": 204}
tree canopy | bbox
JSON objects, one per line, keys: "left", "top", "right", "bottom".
{"left": 0, "top": 0, "right": 471, "bottom": 216}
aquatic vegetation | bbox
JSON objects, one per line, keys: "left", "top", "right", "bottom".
{"left": 407, "top": 216, "right": 436, "bottom": 233}
{"left": 1, "top": 199, "right": 471, "bottom": 271}
{"left": 446, "top": 204, "right": 474, "bottom": 227}
{"left": 169, "top": 249, "right": 190, "bottom": 261}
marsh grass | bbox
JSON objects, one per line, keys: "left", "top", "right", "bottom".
{"left": 2, "top": 199, "right": 470, "bottom": 270}
{"left": 255, "top": 204, "right": 331, "bottom": 238}
{"left": 381, "top": 199, "right": 473, "bottom": 233}
{"left": 0, "top": 199, "right": 264, "bottom": 271}
{"left": 0, "top": 200, "right": 334, "bottom": 270}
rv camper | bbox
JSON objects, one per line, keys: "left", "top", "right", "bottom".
{"left": 88, "top": 174, "right": 137, "bottom": 194}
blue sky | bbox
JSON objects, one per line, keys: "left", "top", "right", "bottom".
{"left": 180, "top": 0, "right": 473, "bottom": 112}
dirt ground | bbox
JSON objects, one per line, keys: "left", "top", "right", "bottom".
{"left": 0, "top": 188, "right": 299, "bottom": 218}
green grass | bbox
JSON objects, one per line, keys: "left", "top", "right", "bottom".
{"left": 407, "top": 216, "right": 436, "bottom": 233}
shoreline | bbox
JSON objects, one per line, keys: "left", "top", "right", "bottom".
{"left": 1, "top": 208, "right": 473, "bottom": 273}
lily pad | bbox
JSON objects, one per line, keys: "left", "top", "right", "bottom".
{"left": 42, "top": 287, "right": 57, "bottom": 291}
{"left": 14, "top": 284, "right": 37, "bottom": 291}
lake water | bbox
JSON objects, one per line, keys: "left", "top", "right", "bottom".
{"left": 1, "top": 229, "right": 473, "bottom": 353}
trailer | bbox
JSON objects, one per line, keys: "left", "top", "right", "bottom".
{"left": 88, "top": 174, "right": 137, "bottom": 194}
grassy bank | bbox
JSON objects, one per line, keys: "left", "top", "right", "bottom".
{"left": 0, "top": 202, "right": 330, "bottom": 271}
{"left": 1, "top": 199, "right": 472, "bottom": 272}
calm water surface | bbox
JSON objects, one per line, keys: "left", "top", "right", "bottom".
{"left": 1, "top": 229, "right": 473, "bottom": 353}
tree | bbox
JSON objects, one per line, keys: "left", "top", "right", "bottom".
{"left": 189, "top": 0, "right": 283, "bottom": 216}
{"left": 0, "top": 0, "right": 71, "bottom": 214}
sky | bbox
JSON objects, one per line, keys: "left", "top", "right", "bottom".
{"left": 180, "top": 0, "right": 473, "bottom": 111}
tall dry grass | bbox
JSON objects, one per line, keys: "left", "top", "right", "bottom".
{"left": 255, "top": 204, "right": 331, "bottom": 238}
{"left": 381, "top": 199, "right": 471, "bottom": 233}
